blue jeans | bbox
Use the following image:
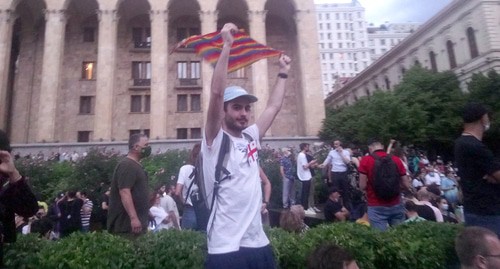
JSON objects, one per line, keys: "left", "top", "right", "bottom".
{"left": 368, "top": 203, "right": 405, "bottom": 231}
{"left": 181, "top": 206, "right": 197, "bottom": 230}
{"left": 205, "top": 245, "right": 276, "bottom": 269}
{"left": 282, "top": 177, "right": 295, "bottom": 208}
{"left": 464, "top": 211, "right": 500, "bottom": 238}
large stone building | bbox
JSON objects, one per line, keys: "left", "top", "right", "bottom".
{"left": 368, "top": 22, "right": 421, "bottom": 62}
{"left": 326, "top": 0, "right": 500, "bottom": 108}
{"left": 0, "top": 0, "right": 324, "bottom": 144}
{"left": 315, "top": 0, "right": 371, "bottom": 97}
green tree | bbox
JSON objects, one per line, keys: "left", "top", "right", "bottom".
{"left": 466, "top": 70, "right": 500, "bottom": 155}
{"left": 320, "top": 65, "right": 466, "bottom": 158}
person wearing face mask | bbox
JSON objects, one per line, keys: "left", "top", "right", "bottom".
{"left": 107, "top": 133, "right": 151, "bottom": 237}
{"left": 455, "top": 102, "right": 500, "bottom": 237}
{"left": 438, "top": 197, "right": 458, "bottom": 223}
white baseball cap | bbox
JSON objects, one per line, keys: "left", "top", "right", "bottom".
{"left": 223, "top": 86, "right": 258, "bottom": 103}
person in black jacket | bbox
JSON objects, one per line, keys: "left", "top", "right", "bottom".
{"left": 0, "top": 130, "right": 39, "bottom": 267}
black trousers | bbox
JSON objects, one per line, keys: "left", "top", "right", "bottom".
{"left": 331, "top": 171, "right": 352, "bottom": 210}
{"left": 301, "top": 180, "right": 311, "bottom": 210}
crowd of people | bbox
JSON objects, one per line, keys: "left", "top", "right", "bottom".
{"left": 4, "top": 23, "right": 500, "bottom": 269}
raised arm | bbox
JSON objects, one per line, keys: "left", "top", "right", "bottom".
{"left": 255, "top": 55, "right": 291, "bottom": 139}
{"left": 205, "top": 23, "right": 237, "bottom": 146}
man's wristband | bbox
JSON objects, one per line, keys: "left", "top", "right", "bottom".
{"left": 278, "top": 73, "right": 288, "bottom": 79}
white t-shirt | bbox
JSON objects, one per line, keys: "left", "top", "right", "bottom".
{"left": 160, "top": 194, "right": 180, "bottom": 229}
{"left": 425, "top": 172, "right": 441, "bottom": 186}
{"left": 297, "top": 152, "right": 312, "bottom": 181}
{"left": 202, "top": 124, "right": 269, "bottom": 254}
{"left": 322, "top": 149, "right": 351, "bottom": 172}
{"left": 177, "top": 164, "right": 196, "bottom": 206}
{"left": 149, "top": 205, "right": 170, "bottom": 230}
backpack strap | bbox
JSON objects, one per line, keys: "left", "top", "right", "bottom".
{"left": 184, "top": 170, "right": 196, "bottom": 205}
{"left": 211, "top": 132, "right": 231, "bottom": 211}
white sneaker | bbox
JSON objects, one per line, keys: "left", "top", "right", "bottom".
{"left": 305, "top": 208, "right": 316, "bottom": 215}
{"left": 313, "top": 206, "right": 322, "bottom": 213}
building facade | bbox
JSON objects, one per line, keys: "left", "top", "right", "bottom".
{"left": 315, "top": 0, "right": 371, "bottom": 97}
{"left": 0, "top": 0, "right": 325, "bottom": 144}
{"left": 326, "top": 0, "right": 500, "bottom": 108}
{"left": 368, "top": 22, "right": 420, "bottom": 62}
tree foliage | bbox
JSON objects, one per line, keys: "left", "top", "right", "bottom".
{"left": 320, "top": 66, "right": 500, "bottom": 157}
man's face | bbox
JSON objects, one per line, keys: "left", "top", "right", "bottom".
{"left": 224, "top": 97, "right": 252, "bottom": 132}
{"left": 135, "top": 136, "right": 149, "bottom": 151}
{"left": 333, "top": 140, "right": 341, "bottom": 148}
{"left": 482, "top": 235, "right": 500, "bottom": 269}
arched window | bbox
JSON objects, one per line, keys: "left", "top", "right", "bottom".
{"left": 385, "top": 77, "right": 391, "bottom": 90}
{"left": 401, "top": 67, "right": 407, "bottom": 75}
{"left": 429, "top": 51, "right": 437, "bottom": 72}
{"left": 467, "top": 27, "right": 479, "bottom": 58}
{"left": 447, "top": 40, "right": 457, "bottom": 69}
{"left": 365, "top": 88, "right": 370, "bottom": 96}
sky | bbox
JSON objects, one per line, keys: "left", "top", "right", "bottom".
{"left": 314, "top": 0, "right": 453, "bottom": 26}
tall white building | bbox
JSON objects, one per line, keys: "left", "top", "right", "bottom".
{"left": 316, "top": 0, "right": 372, "bottom": 97}
{"left": 368, "top": 23, "right": 421, "bottom": 61}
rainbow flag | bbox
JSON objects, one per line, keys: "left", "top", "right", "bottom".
{"left": 172, "top": 30, "right": 282, "bottom": 73}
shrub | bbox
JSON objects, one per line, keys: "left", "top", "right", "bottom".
{"left": 134, "top": 229, "right": 206, "bottom": 269}
{"left": 36, "top": 232, "right": 136, "bottom": 269}
{"left": 3, "top": 234, "right": 49, "bottom": 269}
{"left": 375, "top": 222, "right": 463, "bottom": 269}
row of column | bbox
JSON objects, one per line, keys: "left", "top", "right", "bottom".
{"left": 0, "top": 7, "right": 321, "bottom": 142}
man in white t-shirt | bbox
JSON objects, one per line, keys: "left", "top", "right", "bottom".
{"left": 202, "top": 23, "right": 291, "bottom": 269}
{"left": 424, "top": 165, "right": 441, "bottom": 186}
{"left": 297, "top": 143, "right": 317, "bottom": 215}
{"left": 175, "top": 143, "right": 201, "bottom": 230}
{"left": 160, "top": 183, "right": 180, "bottom": 229}
{"left": 320, "top": 140, "right": 352, "bottom": 209}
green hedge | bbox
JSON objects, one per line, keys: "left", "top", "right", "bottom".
{"left": 4, "top": 222, "right": 462, "bottom": 269}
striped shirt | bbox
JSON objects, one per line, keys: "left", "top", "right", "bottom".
{"left": 80, "top": 199, "right": 93, "bottom": 227}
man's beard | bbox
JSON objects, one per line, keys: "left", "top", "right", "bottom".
{"left": 224, "top": 116, "right": 248, "bottom": 133}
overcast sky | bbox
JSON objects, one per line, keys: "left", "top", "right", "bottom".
{"left": 314, "top": 0, "right": 453, "bottom": 26}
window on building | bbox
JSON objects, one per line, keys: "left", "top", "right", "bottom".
{"left": 336, "top": 13, "right": 340, "bottom": 20}
{"left": 381, "top": 48, "right": 387, "bottom": 53}
{"left": 319, "top": 23, "right": 323, "bottom": 30}
{"left": 229, "top": 68, "right": 246, "bottom": 78}
{"left": 329, "top": 53, "right": 333, "bottom": 59}
{"left": 130, "top": 95, "right": 150, "bottom": 113}
{"left": 320, "top": 33, "right": 324, "bottom": 40}
{"left": 79, "top": 96, "right": 94, "bottom": 114}
{"left": 401, "top": 67, "right": 407, "bottom": 75}
{"left": 429, "top": 51, "right": 438, "bottom": 72}
{"left": 326, "top": 13, "right": 330, "bottom": 20}
{"left": 177, "top": 128, "right": 188, "bottom": 139}
{"left": 191, "top": 94, "right": 201, "bottom": 112}
{"left": 467, "top": 27, "right": 479, "bottom": 59}
{"left": 447, "top": 40, "right": 457, "bottom": 69}
{"left": 357, "top": 12, "right": 361, "bottom": 18}
{"left": 177, "top": 94, "right": 188, "bottom": 112}
{"left": 191, "top": 128, "right": 202, "bottom": 139}
{"left": 337, "top": 33, "right": 342, "bottom": 39}
{"left": 328, "top": 43, "right": 332, "bottom": 49}
{"left": 129, "top": 129, "right": 150, "bottom": 138}
{"left": 339, "top": 43, "right": 343, "bottom": 48}
{"left": 326, "top": 23, "right": 331, "bottom": 30}
{"left": 330, "top": 63, "right": 335, "bottom": 69}
{"left": 380, "top": 39, "right": 386, "bottom": 45}
{"left": 132, "top": 61, "right": 151, "bottom": 86}
{"left": 385, "top": 77, "right": 391, "bottom": 90}
{"left": 321, "top": 53, "right": 325, "bottom": 60}
{"left": 177, "top": 61, "right": 201, "bottom": 84}
{"left": 82, "top": 62, "right": 97, "bottom": 80}
{"left": 336, "top": 23, "right": 341, "bottom": 30}
{"left": 318, "top": 13, "right": 322, "bottom": 20}
{"left": 132, "top": 27, "right": 151, "bottom": 48}
{"left": 327, "top": 33, "right": 332, "bottom": 40}
{"left": 83, "top": 27, "right": 95, "bottom": 42}
{"left": 414, "top": 59, "right": 421, "bottom": 66}
{"left": 77, "top": 131, "right": 91, "bottom": 142}
{"left": 369, "top": 39, "right": 374, "bottom": 46}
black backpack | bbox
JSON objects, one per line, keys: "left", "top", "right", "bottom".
{"left": 371, "top": 153, "right": 401, "bottom": 201}
{"left": 186, "top": 132, "right": 254, "bottom": 232}
{"left": 186, "top": 133, "right": 231, "bottom": 231}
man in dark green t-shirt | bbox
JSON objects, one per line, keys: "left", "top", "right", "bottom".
{"left": 107, "top": 134, "right": 151, "bottom": 236}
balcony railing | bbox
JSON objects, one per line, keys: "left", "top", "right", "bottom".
{"left": 133, "top": 79, "right": 151, "bottom": 86}
{"left": 179, "top": 78, "right": 199, "bottom": 86}
{"left": 134, "top": 41, "right": 151, "bottom": 49}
